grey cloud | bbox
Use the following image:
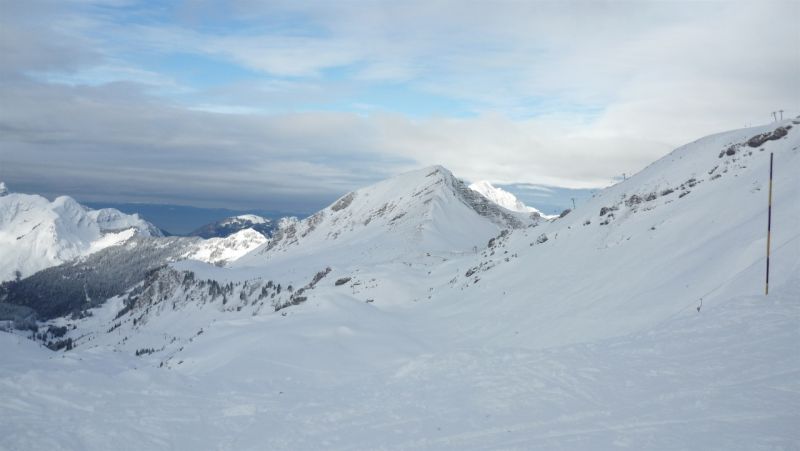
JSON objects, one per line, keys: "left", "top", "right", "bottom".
{"left": 0, "top": 1, "right": 101, "bottom": 75}
{"left": 0, "top": 78, "right": 416, "bottom": 210}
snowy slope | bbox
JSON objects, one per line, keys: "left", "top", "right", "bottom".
{"left": 1, "top": 120, "right": 799, "bottom": 449}
{"left": 420, "top": 120, "right": 799, "bottom": 349}
{"left": 0, "top": 188, "right": 162, "bottom": 282}
{"left": 2, "top": 282, "right": 796, "bottom": 450}
{"left": 469, "top": 179, "right": 546, "bottom": 215}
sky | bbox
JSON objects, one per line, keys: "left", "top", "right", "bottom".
{"left": 0, "top": 0, "right": 798, "bottom": 213}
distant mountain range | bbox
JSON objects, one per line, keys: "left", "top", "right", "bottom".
{"left": 83, "top": 202, "right": 304, "bottom": 236}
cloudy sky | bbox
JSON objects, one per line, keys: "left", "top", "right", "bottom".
{"left": 1, "top": 0, "right": 798, "bottom": 212}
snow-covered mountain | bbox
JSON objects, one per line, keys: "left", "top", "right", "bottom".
{"left": 235, "top": 165, "right": 533, "bottom": 269}
{"left": 186, "top": 228, "right": 268, "bottom": 265}
{"left": 0, "top": 229, "right": 267, "bottom": 322}
{"left": 189, "top": 214, "right": 274, "bottom": 238}
{"left": 2, "top": 120, "right": 799, "bottom": 449}
{"left": 0, "top": 185, "right": 269, "bottom": 286}
{"left": 101, "top": 120, "right": 798, "bottom": 346}
{"left": 468, "top": 179, "right": 547, "bottom": 215}
{"left": 0, "top": 187, "right": 162, "bottom": 282}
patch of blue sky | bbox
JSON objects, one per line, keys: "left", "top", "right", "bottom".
{"left": 142, "top": 53, "right": 261, "bottom": 89}
{"left": 98, "top": 0, "right": 329, "bottom": 37}
{"left": 303, "top": 64, "right": 464, "bottom": 117}
{"left": 334, "top": 85, "right": 474, "bottom": 118}
{"left": 25, "top": 62, "right": 174, "bottom": 92}
{"left": 27, "top": 52, "right": 260, "bottom": 102}
{"left": 289, "top": 70, "right": 462, "bottom": 117}
{"left": 501, "top": 97, "right": 607, "bottom": 121}
{"left": 83, "top": 0, "right": 175, "bottom": 29}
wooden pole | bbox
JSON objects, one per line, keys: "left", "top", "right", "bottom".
{"left": 766, "top": 152, "right": 774, "bottom": 295}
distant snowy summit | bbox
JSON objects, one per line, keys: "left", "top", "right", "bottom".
{"left": 190, "top": 214, "right": 274, "bottom": 238}
{"left": 0, "top": 184, "right": 162, "bottom": 282}
{"left": 469, "top": 180, "right": 545, "bottom": 215}
{"left": 187, "top": 228, "right": 268, "bottom": 266}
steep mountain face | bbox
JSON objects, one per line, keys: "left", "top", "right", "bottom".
{"left": 3, "top": 121, "right": 799, "bottom": 450}
{"left": 0, "top": 188, "right": 162, "bottom": 282}
{"left": 469, "top": 180, "right": 545, "bottom": 215}
{"left": 189, "top": 214, "right": 274, "bottom": 238}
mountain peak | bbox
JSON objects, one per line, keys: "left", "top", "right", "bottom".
{"left": 235, "top": 165, "right": 532, "bottom": 266}
{"left": 0, "top": 182, "right": 8, "bottom": 196}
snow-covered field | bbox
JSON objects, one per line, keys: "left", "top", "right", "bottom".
{"left": 2, "top": 285, "right": 797, "bottom": 450}
{"left": 1, "top": 120, "right": 798, "bottom": 450}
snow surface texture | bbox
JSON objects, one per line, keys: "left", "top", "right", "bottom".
{"left": 1, "top": 121, "right": 799, "bottom": 450}
{"left": 0, "top": 189, "right": 161, "bottom": 282}
{"left": 469, "top": 179, "right": 545, "bottom": 215}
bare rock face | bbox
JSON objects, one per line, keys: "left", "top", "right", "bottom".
{"left": 747, "top": 126, "right": 788, "bottom": 148}
{"left": 330, "top": 192, "right": 356, "bottom": 211}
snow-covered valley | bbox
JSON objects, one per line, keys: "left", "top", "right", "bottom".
{"left": 1, "top": 120, "right": 799, "bottom": 450}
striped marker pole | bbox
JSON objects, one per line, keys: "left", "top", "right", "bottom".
{"left": 766, "top": 152, "right": 774, "bottom": 295}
